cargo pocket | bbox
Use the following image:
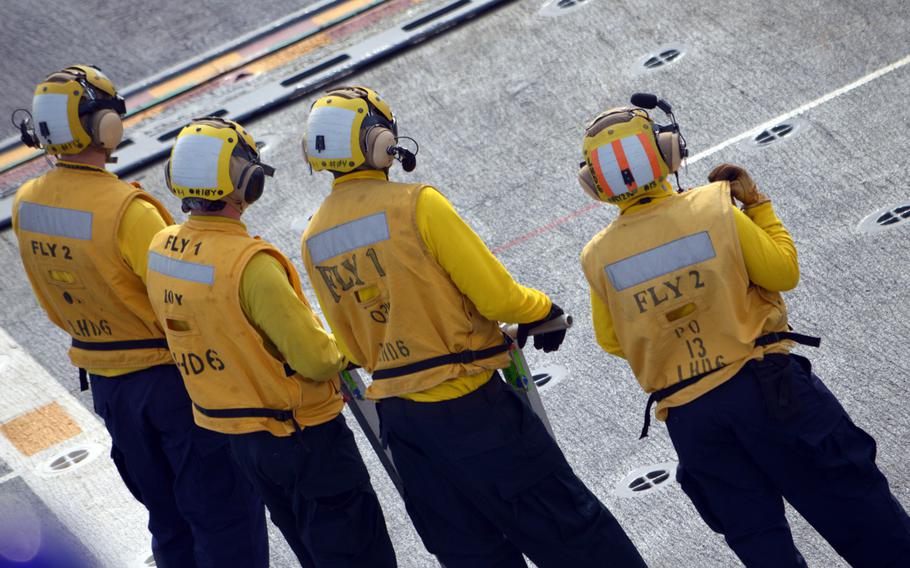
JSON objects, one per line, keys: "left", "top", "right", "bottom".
{"left": 754, "top": 355, "right": 802, "bottom": 422}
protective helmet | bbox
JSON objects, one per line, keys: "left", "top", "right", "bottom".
{"left": 303, "top": 86, "right": 398, "bottom": 174}
{"left": 30, "top": 64, "right": 126, "bottom": 155}
{"left": 164, "top": 117, "right": 275, "bottom": 213}
{"left": 578, "top": 107, "right": 680, "bottom": 204}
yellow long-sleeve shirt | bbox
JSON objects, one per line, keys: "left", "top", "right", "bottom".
{"left": 89, "top": 178, "right": 170, "bottom": 377}
{"left": 328, "top": 171, "right": 551, "bottom": 402}
{"left": 591, "top": 198, "right": 799, "bottom": 358}
{"left": 188, "top": 216, "right": 348, "bottom": 381}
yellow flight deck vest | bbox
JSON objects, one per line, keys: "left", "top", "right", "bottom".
{"left": 581, "top": 182, "right": 791, "bottom": 418}
{"left": 13, "top": 164, "right": 174, "bottom": 372}
{"left": 303, "top": 177, "right": 511, "bottom": 399}
{"left": 147, "top": 219, "right": 343, "bottom": 436}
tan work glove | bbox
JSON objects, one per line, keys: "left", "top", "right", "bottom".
{"left": 707, "top": 163, "right": 769, "bottom": 208}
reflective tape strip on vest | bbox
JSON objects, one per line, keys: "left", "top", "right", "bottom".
{"left": 17, "top": 202, "right": 93, "bottom": 240}
{"left": 148, "top": 252, "right": 215, "bottom": 284}
{"left": 306, "top": 211, "right": 390, "bottom": 264}
{"left": 605, "top": 231, "right": 716, "bottom": 291}
{"left": 13, "top": 167, "right": 173, "bottom": 371}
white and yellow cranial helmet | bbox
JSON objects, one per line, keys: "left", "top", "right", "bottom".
{"left": 31, "top": 64, "right": 126, "bottom": 155}
{"left": 303, "top": 86, "right": 398, "bottom": 174}
{"left": 165, "top": 117, "right": 274, "bottom": 210}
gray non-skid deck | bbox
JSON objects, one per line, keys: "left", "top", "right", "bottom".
{"left": 1, "top": 0, "right": 909, "bottom": 566}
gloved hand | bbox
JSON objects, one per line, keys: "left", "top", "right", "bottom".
{"left": 516, "top": 303, "right": 567, "bottom": 353}
{"left": 707, "top": 163, "right": 769, "bottom": 208}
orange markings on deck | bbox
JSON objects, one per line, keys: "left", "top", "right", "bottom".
{"left": 0, "top": 402, "right": 82, "bottom": 457}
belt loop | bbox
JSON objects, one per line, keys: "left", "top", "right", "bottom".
{"left": 78, "top": 368, "right": 89, "bottom": 392}
{"left": 640, "top": 393, "right": 656, "bottom": 439}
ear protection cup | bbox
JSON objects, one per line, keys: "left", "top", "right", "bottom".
{"left": 232, "top": 156, "right": 265, "bottom": 205}
{"left": 240, "top": 165, "right": 265, "bottom": 204}
{"left": 364, "top": 126, "right": 396, "bottom": 169}
{"left": 163, "top": 159, "right": 173, "bottom": 192}
{"left": 656, "top": 131, "right": 681, "bottom": 174}
{"left": 89, "top": 109, "right": 123, "bottom": 149}
{"left": 577, "top": 164, "right": 602, "bottom": 201}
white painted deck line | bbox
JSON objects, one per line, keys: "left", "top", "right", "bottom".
{"left": 687, "top": 53, "right": 910, "bottom": 165}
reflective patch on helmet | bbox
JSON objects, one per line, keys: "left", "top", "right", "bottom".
{"left": 621, "top": 134, "right": 660, "bottom": 188}
{"left": 605, "top": 231, "right": 715, "bottom": 291}
{"left": 17, "top": 202, "right": 92, "bottom": 240}
{"left": 148, "top": 252, "right": 215, "bottom": 285}
{"left": 32, "top": 93, "right": 74, "bottom": 147}
{"left": 170, "top": 134, "right": 224, "bottom": 192}
{"left": 591, "top": 133, "right": 661, "bottom": 198}
{"left": 306, "top": 106, "right": 357, "bottom": 160}
{"left": 591, "top": 143, "right": 626, "bottom": 197}
{"left": 306, "top": 212, "right": 389, "bottom": 264}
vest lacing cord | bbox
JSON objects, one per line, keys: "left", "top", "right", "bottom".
{"left": 370, "top": 342, "right": 511, "bottom": 380}
{"left": 193, "top": 404, "right": 304, "bottom": 437}
{"left": 639, "top": 331, "right": 821, "bottom": 439}
{"left": 72, "top": 337, "right": 169, "bottom": 391}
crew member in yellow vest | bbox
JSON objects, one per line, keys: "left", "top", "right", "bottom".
{"left": 12, "top": 66, "right": 268, "bottom": 567}
{"left": 578, "top": 99, "right": 910, "bottom": 567}
{"left": 147, "top": 117, "right": 396, "bottom": 567}
{"left": 300, "top": 86, "right": 646, "bottom": 568}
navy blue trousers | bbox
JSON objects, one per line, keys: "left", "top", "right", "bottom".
{"left": 90, "top": 365, "right": 268, "bottom": 568}
{"left": 229, "top": 414, "right": 396, "bottom": 568}
{"left": 378, "top": 374, "right": 646, "bottom": 568}
{"left": 666, "top": 353, "right": 910, "bottom": 567}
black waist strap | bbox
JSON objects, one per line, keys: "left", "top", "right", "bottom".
{"left": 193, "top": 404, "right": 303, "bottom": 434}
{"left": 71, "top": 337, "right": 169, "bottom": 351}
{"left": 371, "top": 343, "right": 510, "bottom": 380}
{"left": 639, "top": 331, "right": 821, "bottom": 439}
{"left": 754, "top": 331, "right": 821, "bottom": 348}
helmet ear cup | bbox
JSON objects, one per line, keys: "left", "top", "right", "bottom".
{"left": 238, "top": 162, "right": 265, "bottom": 205}
{"left": 656, "top": 131, "right": 681, "bottom": 174}
{"left": 578, "top": 164, "right": 603, "bottom": 201}
{"left": 364, "top": 126, "right": 396, "bottom": 169}
{"left": 163, "top": 159, "right": 173, "bottom": 192}
{"left": 90, "top": 109, "right": 123, "bottom": 149}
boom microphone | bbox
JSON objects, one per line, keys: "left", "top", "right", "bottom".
{"left": 388, "top": 135, "right": 419, "bottom": 172}
{"left": 630, "top": 92, "right": 673, "bottom": 115}
{"left": 394, "top": 147, "right": 417, "bottom": 172}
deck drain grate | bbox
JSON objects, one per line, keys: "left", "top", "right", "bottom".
{"left": 644, "top": 49, "right": 681, "bottom": 69}
{"left": 635, "top": 44, "right": 686, "bottom": 73}
{"left": 614, "top": 461, "right": 677, "bottom": 498}
{"left": 529, "top": 365, "right": 567, "bottom": 393}
{"left": 754, "top": 124, "right": 794, "bottom": 145}
{"left": 747, "top": 118, "right": 806, "bottom": 149}
{"left": 49, "top": 449, "right": 89, "bottom": 471}
{"left": 857, "top": 201, "right": 910, "bottom": 234}
{"left": 539, "top": 0, "right": 592, "bottom": 16}
{"left": 36, "top": 442, "right": 104, "bottom": 478}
